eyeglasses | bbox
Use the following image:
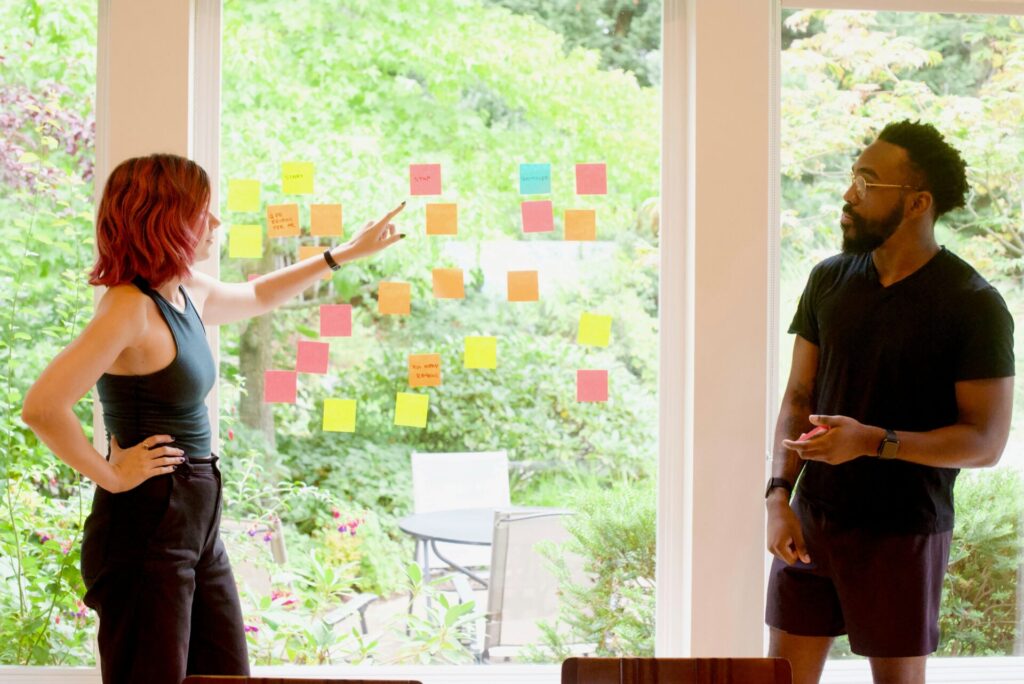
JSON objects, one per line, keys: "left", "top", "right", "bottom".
{"left": 850, "top": 174, "right": 920, "bottom": 201}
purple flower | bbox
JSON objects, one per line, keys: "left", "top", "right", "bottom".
{"left": 337, "top": 524, "right": 347, "bottom": 533}
{"left": 244, "top": 624, "right": 259, "bottom": 634}
{"left": 262, "top": 533, "right": 273, "bottom": 543}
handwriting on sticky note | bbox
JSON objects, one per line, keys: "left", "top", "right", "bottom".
{"left": 521, "top": 200, "right": 554, "bottom": 233}
{"left": 310, "top": 204, "right": 343, "bottom": 237}
{"left": 577, "top": 369, "right": 609, "bottom": 402}
{"left": 296, "top": 340, "right": 330, "bottom": 374}
{"left": 378, "top": 282, "right": 411, "bottom": 315}
{"left": 577, "top": 312, "right": 612, "bottom": 347}
{"left": 228, "top": 224, "right": 263, "bottom": 258}
{"left": 282, "top": 161, "right": 314, "bottom": 194}
{"left": 432, "top": 268, "right": 465, "bottom": 299}
{"left": 227, "top": 179, "right": 260, "bottom": 212}
{"left": 409, "top": 354, "right": 442, "bottom": 388}
{"left": 575, "top": 163, "right": 607, "bottom": 195}
{"left": 507, "top": 271, "right": 539, "bottom": 302}
{"left": 409, "top": 163, "right": 442, "bottom": 196}
{"left": 464, "top": 336, "right": 497, "bottom": 369}
{"left": 564, "top": 209, "right": 597, "bottom": 241}
{"left": 267, "top": 204, "right": 300, "bottom": 238}
{"left": 320, "top": 304, "right": 352, "bottom": 337}
{"left": 519, "top": 163, "right": 551, "bottom": 195}
{"left": 425, "top": 203, "right": 458, "bottom": 235}
{"left": 264, "top": 370, "right": 297, "bottom": 403}
{"left": 323, "top": 398, "right": 357, "bottom": 433}
{"left": 395, "top": 392, "right": 429, "bottom": 428}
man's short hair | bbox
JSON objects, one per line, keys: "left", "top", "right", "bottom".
{"left": 877, "top": 120, "right": 969, "bottom": 219}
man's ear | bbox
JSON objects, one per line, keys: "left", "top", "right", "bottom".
{"left": 907, "top": 190, "right": 934, "bottom": 219}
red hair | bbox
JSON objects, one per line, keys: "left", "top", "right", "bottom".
{"left": 89, "top": 154, "right": 211, "bottom": 287}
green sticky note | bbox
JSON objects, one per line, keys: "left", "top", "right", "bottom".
{"left": 228, "top": 224, "right": 263, "bottom": 258}
{"left": 227, "top": 179, "right": 260, "bottom": 212}
{"left": 464, "top": 336, "right": 497, "bottom": 369}
{"left": 395, "top": 392, "right": 429, "bottom": 428}
{"left": 282, "top": 161, "right": 314, "bottom": 194}
{"left": 323, "top": 398, "right": 357, "bottom": 433}
{"left": 577, "top": 312, "right": 612, "bottom": 347}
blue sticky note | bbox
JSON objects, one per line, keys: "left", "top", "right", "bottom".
{"left": 519, "top": 163, "right": 552, "bottom": 195}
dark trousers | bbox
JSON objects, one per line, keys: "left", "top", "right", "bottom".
{"left": 82, "top": 457, "right": 249, "bottom": 684}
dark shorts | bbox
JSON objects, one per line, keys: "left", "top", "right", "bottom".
{"left": 765, "top": 499, "right": 951, "bottom": 658}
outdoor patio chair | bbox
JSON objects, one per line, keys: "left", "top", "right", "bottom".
{"left": 183, "top": 678, "right": 422, "bottom": 683}
{"left": 561, "top": 657, "right": 793, "bottom": 684}
{"left": 410, "top": 450, "right": 510, "bottom": 575}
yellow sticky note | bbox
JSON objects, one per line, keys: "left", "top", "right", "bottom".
{"left": 228, "top": 224, "right": 263, "bottom": 258}
{"left": 311, "top": 203, "right": 343, "bottom": 237}
{"left": 298, "top": 245, "right": 332, "bottom": 280}
{"left": 379, "top": 282, "right": 411, "bottom": 315}
{"left": 409, "top": 354, "right": 442, "bottom": 387}
{"left": 323, "top": 398, "right": 357, "bottom": 433}
{"left": 227, "top": 179, "right": 260, "bottom": 213}
{"left": 578, "top": 312, "right": 612, "bottom": 347}
{"left": 564, "top": 209, "right": 597, "bottom": 241}
{"left": 464, "top": 336, "right": 497, "bottom": 369}
{"left": 267, "top": 203, "right": 300, "bottom": 238}
{"left": 507, "top": 271, "right": 539, "bottom": 302}
{"left": 432, "top": 268, "right": 465, "bottom": 299}
{"left": 282, "top": 161, "right": 314, "bottom": 194}
{"left": 425, "top": 203, "right": 458, "bottom": 235}
{"left": 395, "top": 392, "right": 429, "bottom": 428}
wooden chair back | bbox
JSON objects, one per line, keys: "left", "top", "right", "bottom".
{"left": 561, "top": 657, "right": 792, "bottom": 684}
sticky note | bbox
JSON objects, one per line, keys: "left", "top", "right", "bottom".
{"left": 395, "top": 392, "right": 429, "bottom": 428}
{"left": 282, "top": 161, "right": 314, "bottom": 194}
{"left": 409, "top": 353, "right": 442, "bottom": 387}
{"left": 227, "top": 179, "right": 260, "bottom": 212}
{"left": 507, "top": 271, "right": 539, "bottom": 302}
{"left": 320, "top": 304, "right": 352, "bottom": 337}
{"left": 578, "top": 312, "right": 612, "bottom": 347}
{"left": 298, "top": 245, "right": 332, "bottom": 280}
{"left": 228, "top": 224, "right": 263, "bottom": 258}
{"left": 425, "top": 203, "right": 458, "bottom": 235}
{"left": 432, "top": 268, "right": 465, "bottom": 299}
{"left": 323, "top": 398, "right": 357, "bottom": 433}
{"left": 267, "top": 204, "right": 300, "bottom": 238}
{"left": 378, "top": 282, "right": 411, "bottom": 315}
{"left": 311, "top": 204, "right": 343, "bottom": 237}
{"left": 521, "top": 200, "right": 554, "bottom": 233}
{"left": 577, "top": 370, "right": 609, "bottom": 402}
{"left": 564, "top": 209, "right": 597, "bottom": 241}
{"left": 410, "top": 163, "right": 442, "bottom": 196}
{"left": 519, "top": 163, "right": 551, "bottom": 195}
{"left": 264, "top": 370, "right": 297, "bottom": 403}
{"left": 296, "top": 340, "right": 330, "bottom": 374}
{"left": 464, "top": 336, "right": 497, "bottom": 369}
{"left": 575, "top": 163, "right": 607, "bottom": 195}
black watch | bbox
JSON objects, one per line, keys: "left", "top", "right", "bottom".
{"left": 877, "top": 428, "right": 900, "bottom": 460}
{"left": 765, "top": 477, "right": 793, "bottom": 499}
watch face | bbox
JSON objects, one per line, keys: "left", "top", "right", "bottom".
{"left": 880, "top": 439, "right": 899, "bottom": 459}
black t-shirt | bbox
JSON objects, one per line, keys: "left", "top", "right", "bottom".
{"left": 790, "top": 248, "right": 1014, "bottom": 534}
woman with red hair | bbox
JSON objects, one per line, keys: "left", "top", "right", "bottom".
{"left": 21, "top": 153, "right": 404, "bottom": 683}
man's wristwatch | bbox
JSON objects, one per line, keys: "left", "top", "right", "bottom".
{"left": 764, "top": 477, "right": 794, "bottom": 499}
{"left": 877, "top": 428, "right": 900, "bottom": 460}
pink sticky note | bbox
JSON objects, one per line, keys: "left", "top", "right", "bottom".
{"left": 320, "top": 304, "right": 352, "bottom": 337}
{"left": 264, "top": 370, "right": 297, "bottom": 403}
{"left": 575, "top": 163, "right": 607, "bottom": 195}
{"left": 521, "top": 200, "right": 554, "bottom": 233}
{"left": 410, "top": 164, "right": 442, "bottom": 196}
{"left": 296, "top": 340, "right": 330, "bottom": 374}
{"left": 577, "top": 370, "right": 608, "bottom": 402}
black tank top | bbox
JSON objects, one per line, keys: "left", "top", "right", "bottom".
{"left": 96, "top": 277, "right": 216, "bottom": 457}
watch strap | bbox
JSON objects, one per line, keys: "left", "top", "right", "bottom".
{"left": 877, "top": 428, "right": 899, "bottom": 459}
{"left": 765, "top": 477, "right": 794, "bottom": 499}
{"left": 323, "top": 248, "right": 341, "bottom": 271}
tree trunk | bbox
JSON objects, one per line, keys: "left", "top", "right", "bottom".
{"left": 239, "top": 253, "right": 276, "bottom": 449}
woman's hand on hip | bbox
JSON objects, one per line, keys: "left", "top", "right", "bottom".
{"left": 106, "top": 434, "right": 185, "bottom": 493}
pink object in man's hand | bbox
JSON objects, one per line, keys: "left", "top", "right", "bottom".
{"left": 798, "top": 425, "right": 830, "bottom": 441}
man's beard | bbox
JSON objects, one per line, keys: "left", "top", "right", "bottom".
{"left": 841, "top": 202, "right": 904, "bottom": 254}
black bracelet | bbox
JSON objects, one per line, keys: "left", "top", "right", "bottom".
{"left": 323, "top": 248, "right": 341, "bottom": 271}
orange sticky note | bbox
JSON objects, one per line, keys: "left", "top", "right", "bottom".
{"left": 378, "top": 282, "right": 411, "bottom": 315}
{"left": 310, "top": 204, "right": 343, "bottom": 237}
{"left": 408, "top": 353, "right": 442, "bottom": 387}
{"left": 323, "top": 398, "right": 357, "bottom": 433}
{"left": 507, "top": 271, "right": 539, "bottom": 302}
{"left": 267, "top": 203, "right": 300, "bottom": 238}
{"left": 426, "top": 203, "right": 458, "bottom": 235}
{"left": 298, "top": 245, "right": 331, "bottom": 280}
{"left": 432, "top": 268, "right": 465, "bottom": 299}
{"left": 564, "top": 209, "right": 597, "bottom": 241}
{"left": 395, "top": 392, "right": 429, "bottom": 428}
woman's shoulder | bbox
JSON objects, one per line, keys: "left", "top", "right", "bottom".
{"left": 96, "top": 283, "right": 151, "bottom": 322}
